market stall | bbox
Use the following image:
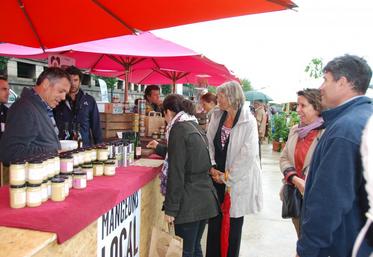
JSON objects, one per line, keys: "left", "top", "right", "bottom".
{"left": 0, "top": 158, "right": 164, "bottom": 257}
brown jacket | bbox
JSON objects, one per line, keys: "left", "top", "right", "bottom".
{"left": 279, "top": 125, "right": 324, "bottom": 180}
{"left": 255, "top": 106, "right": 267, "bottom": 138}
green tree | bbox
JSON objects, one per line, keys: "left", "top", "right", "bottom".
{"left": 207, "top": 86, "right": 216, "bottom": 94}
{"left": 305, "top": 58, "right": 323, "bottom": 79}
{"left": 0, "top": 57, "right": 9, "bottom": 76}
{"left": 161, "top": 85, "right": 172, "bottom": 95}
{"left": 93, "top": 75, "right": 118, "bottom": 102}
{"left": 241, "top": 78, "right": 253, "bottom": 92}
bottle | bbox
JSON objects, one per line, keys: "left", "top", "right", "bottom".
{"left": 135, "top": 132, "right": 141, "bottom": 159}
{"left": 63, "top": 122, "right": 71, "bottom": 140}
{"left": 76, "top": 123, "right": 83, "bottom": 149}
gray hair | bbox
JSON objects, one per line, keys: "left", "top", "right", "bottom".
{"left": 216, "top": 81, "right": 245, "bottom": 110}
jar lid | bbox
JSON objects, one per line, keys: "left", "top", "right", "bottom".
{"left": 57, "top": 175, "right": 68, "bottom": 180}
{"left": 10, "top": 160, "right": 26, "bottom": 165}
{"left": 73, "top": 172, "right": 86, "bottom": 176}
{"left": 60, "top": 172, "right": 73, "bottom": 176}
{"left": 28, "top": 159, "right": 43, "bottom": 164}
{"left": 27, "top": 183, "right": 42, "bottom": 187}
{"left": 51, "top": 177, "right": 64, "bottom": 183}
{"left": 108, "top": 157, "right": 116, "bottom": 161}
{"left": 73, "top": 165, "right": 80, "bottom": 168}
{"left": 92, "top": 161, "right": 104, "bottom": 165}
{"left": 104, "top": 161, "right": 116, "bottom": 165}
{"left": 10, "top": 184, "right": 26, "bottom": 188}
{"left": 60, "top": 155, "right": 73, "bottom": 159}
{"left": 81, "top": 163, "right": 93, "bottom": 168}
{"left": 42, "top": 179, "right": 48, "bottom": 183}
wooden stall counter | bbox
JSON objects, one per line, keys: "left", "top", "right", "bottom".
{"left": 0, "top": 159, "right": 164, "bottom": 257}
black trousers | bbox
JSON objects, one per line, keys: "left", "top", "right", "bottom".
{"left": 175, "top": 219, "right": 207, "bottom": 257}
{"left": 206, "top": 214, "right": 244, "bottom": 257}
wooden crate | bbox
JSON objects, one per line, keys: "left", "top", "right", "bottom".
{"left": 100, "top": 113, "right": 134, "bottom": 139}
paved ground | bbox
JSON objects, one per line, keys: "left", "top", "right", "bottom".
{"left": 201, "top": 143, "right": 298, "bottom": 257}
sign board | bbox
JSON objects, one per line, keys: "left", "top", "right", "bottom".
{"left": 97, "top": 190, "right": 141, "bottom": 257}
{"left": 48, "top": 54, "right": 75, "bottom": 68}
{"left": 98, "top": 79, "right": 109, "bottom": 103}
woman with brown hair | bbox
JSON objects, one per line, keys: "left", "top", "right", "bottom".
{"left": 280, "top": 88, "right": 324, "bottom": 238}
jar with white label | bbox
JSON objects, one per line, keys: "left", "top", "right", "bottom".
{"left": 9, "top": 160, "right": 26, "bottom": 186}
{"left": 10, "top": 184, "right": 26, "bottom": 209}
{"left": 41, "top": 180, "right": 48, "bottom": 202}
{"left": 51, "top": 178, "right": 65, "bottom": 202}
{"left": 62, "top": 172, "right": 73, "bottom": 189}
{"left": 57, "top": 175, "right": 70, "bottom": 197}
{"left": 92, "top": 161, "right": 104, "bottom": 176}
{"left": 90, "top": 147, "right": 97, "bottom": 161}
{"left": 97, "top": 146, "right": 109, "bottom": 161}
{"left": 104, "top": 161, "right": 116, "bottom": 176}
{"left": 73, "top": 172, "right": 87, "bottom": 189}
{"left": 83, "top": 149, "right": 91, "bottom": 164}
{"left": 47, "top": 179, "right": 52, "bottom": 199}
{"left": 28, "top": 159, "right": 44, "bottom": 184}
{"left": 26, "top": 183, "right": 42, "bottom": 207}
{"left": 53, "top": 155, "right": 60, "bottom": 176}
{"left": 60, "top": 155, "right": 73, "bottom": 174}
{"left": 72, "top": 151, "right": 79, "bottom": 166}
{"left": 81, "top": 163, "right": 93, "bottom": 181}
{"left": 46, "top": 156, "right": 55, "bottom": 179}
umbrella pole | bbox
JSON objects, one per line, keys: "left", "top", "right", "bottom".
{"left": 124, "top": 68, "right": 129, "bottom": 103}
{"left": 172, "top": 80, "right": 176, "bottom": 93}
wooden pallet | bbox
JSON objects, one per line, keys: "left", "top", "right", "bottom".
{"left": 100, "top": 113, "right": 134, "bottom": 139}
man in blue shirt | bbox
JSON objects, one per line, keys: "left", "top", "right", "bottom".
{"left": 54, "top": 66, "right": 102, "bottom": 147}
{"left": 297, "top": 55, "right": 373, "bottom": 257}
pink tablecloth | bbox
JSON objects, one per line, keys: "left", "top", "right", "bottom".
{"left": 0, "top": 165, "right": 161, "bottom": 243}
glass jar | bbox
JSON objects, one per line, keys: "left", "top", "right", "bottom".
{"left": 92, "top": 161, "right": 104, "bottom": 176}
{"left": 9, "top": 160, "right": 26, "bottom": 186}
{"left": 81, "top": 163, "right": 93, "bottom": 181}
{"left": 51, "top": 178, "right": 65, "bottom": 202}
{"left": 83, "top": 149, "right": 91, "bottom": 163}
{"left": 73, "top": 172, "right": 87, "bottom": 189}
{"left": 46, "top": 157, "right": 55, "bottom": 178}
{"left": 47, "top": 179, "right": 52, "bottom": 199}
{"left": 53, "top": 155, "right": 60, "bottom": 176}
{"left": 60, "top": 155, "right": 73, "bottom": 174}
{"left": 26, "top": 183, "right": 42, "bottom": 207}
{"left": 62, "top": 172, "right": 73, "bottom": 189}
{"left": 10, "top": 184, "right": 26, "bottom": 209}
{"left": 41, "top": 180, "right": 48, "bottom": 202}
{"left": 104, "top": 161, "right": 116, "bottom": 176}
{"left": 57, "top": 175, "right": 70, "bottom": 197}
{"left": 28, "top": 159, "right": 44, "bottom": 184}
{"left": 97, "top": 146, "right": 109, "bottom": 161}
{"left": 72, "top": 151, "right": 79, "bottom": 166}
{"left": 90, "top": 147, "right": 97, "bottom": 161}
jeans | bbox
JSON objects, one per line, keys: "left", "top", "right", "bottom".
{"left": 175, "top": 219, "right": 207, "bottom": 257}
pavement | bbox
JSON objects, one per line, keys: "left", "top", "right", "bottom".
{"left": 201, "top": 142, "right": 297, "bottom": 257}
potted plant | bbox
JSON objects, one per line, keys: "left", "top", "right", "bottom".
{"left": 271, "top": 113, "right": 290, "bottom": 152}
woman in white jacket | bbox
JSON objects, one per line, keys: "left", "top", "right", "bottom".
{"left": 206, "top": 81, "right": 263, "bottom": 257}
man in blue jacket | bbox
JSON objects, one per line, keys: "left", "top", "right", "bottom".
{"left": 54, "top": 66, "right": 102, "bottom": 147}
{"left": 296, "top": 55, "right": 373, "bottom": 257}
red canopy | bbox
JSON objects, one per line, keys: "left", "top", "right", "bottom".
{"left": 0, "top": 0, "right": 296, "bottom": 49}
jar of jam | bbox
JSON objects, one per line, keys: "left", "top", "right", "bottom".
{"left": 92, "top": 161, "right": 104, "bottom": 176}
{"left": 97, "top": 146, "right": 109, "bottom": 161}
{"left": 53, "top": 155, "right": 60, "bottom": 176}
{"left": 51, "top": 178, "right": 65, "bottom": 202}
{"left": 26, "top": 183, "right": 42, "bottom": 207}
{"left": 28, "top": 159, "right": 44, "bottom": 184}
{"left": 57, "top": 175, "right": 70, "bottom": 197}
{"left": 9, "top": 160, "right": 26, "bottom": 186}
{"left": 73, "top": 172, "right": 87, "bottom": 189}
{"left": 81, "top": 163, "right": 93, "bottom": 181}
{"left": 10, "top": 184, "right": 26, "bottom": 209}
{"left": 104, "top": 160, "right": 116, "bottom": 176}
{"left": 41, "top": 180, "right": 48, "bottom": 202}
{"left": 60, "top": 154, "right": 73, "bottom": 174}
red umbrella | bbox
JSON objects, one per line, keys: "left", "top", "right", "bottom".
{"left": 0, "top": 0, "right": 297, "bottom": 49}
{"left": 221, "top": 171, "right": 231, "bottom": 257}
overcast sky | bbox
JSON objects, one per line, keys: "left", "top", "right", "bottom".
{"left": 152, "top": 0, "right": 373, "bottom": 102}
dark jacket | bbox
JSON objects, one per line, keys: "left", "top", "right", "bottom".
{"left": 0, "top": 88, "right": 60, "bottom": 164}
{"left": 0, "top": 103, "right": 8, "bottom": 139}
{"left": 297, "top": 96, "right": 373, "bottom": 257}
{"left": 53, "top": 90, "right": 102, "bottom": 147}
{"left": 160, "top": 121, "right": 220, "bottom": 224}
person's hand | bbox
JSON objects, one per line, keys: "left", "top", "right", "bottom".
{"left": 146, "top": 140, "right": 159, "bottom": 149}
{"left": 164, "top": 214, "right": 175, "bottom": 224}
{"left": 210, "top": 167, "right": 225, "bottom": 184}
{"left": 292, "top": 176, "right": 305, "bottom": 195}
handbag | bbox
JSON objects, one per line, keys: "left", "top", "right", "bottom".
{"left": 281, "top": 183, "right": 302, "bottom": 219}
{"left": 148, "top": 223, "right": 183, "bottom": 257}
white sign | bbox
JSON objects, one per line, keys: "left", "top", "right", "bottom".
{"left": 98, "top": 79, "right": 109, "bottom": 103}
{"left": 48, "top": 54, "right": 75, "bottom": 68}
{"left": 97, "top": 190, "right": 141, "bottom": 257}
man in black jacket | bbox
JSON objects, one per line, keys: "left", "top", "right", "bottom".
{"left": 0, "top": 76, "right": 9, "bottom": 139}
{"left": 53, "top": 66, "right": 102, "bottom": 147}
{"left": 0, "top": 68, "right": 71, "bottom": 164}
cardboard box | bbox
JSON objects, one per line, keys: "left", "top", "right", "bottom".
{"left": 104, "top": 103, "right": 124, "bottom": 114}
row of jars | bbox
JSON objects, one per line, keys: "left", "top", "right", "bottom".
{"left": 9, "top": 160, "right": 118, "bottom": 209}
